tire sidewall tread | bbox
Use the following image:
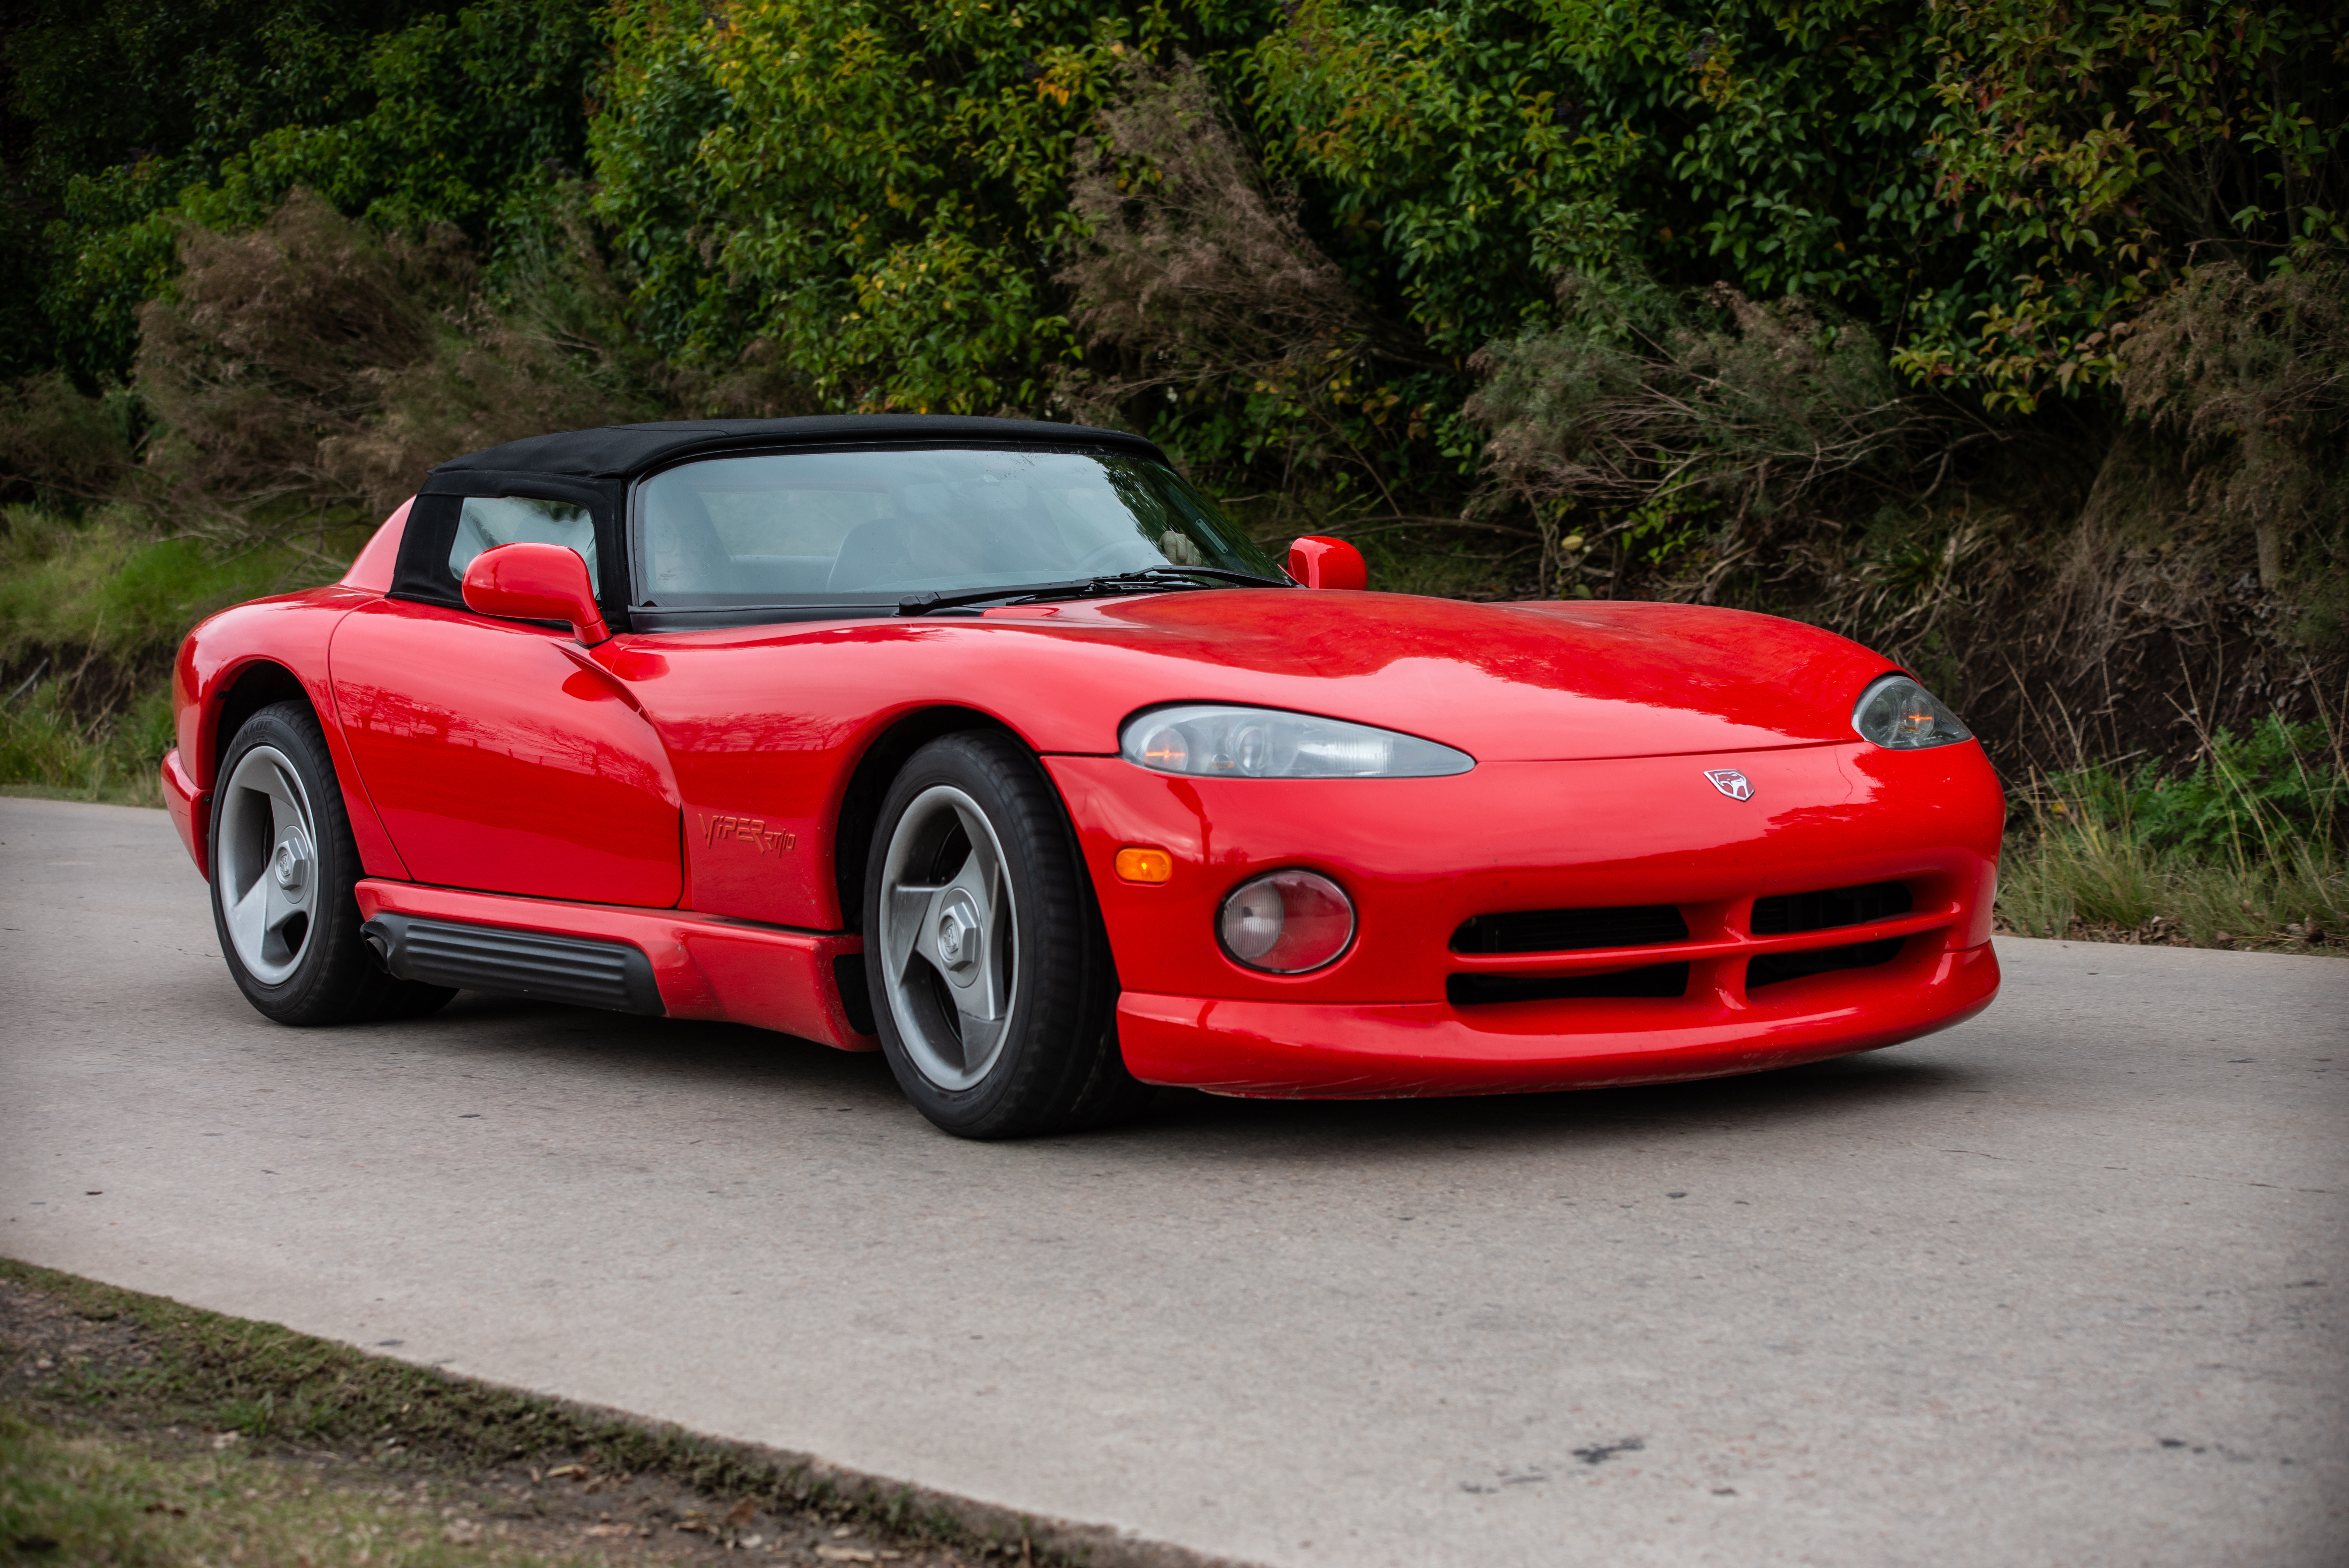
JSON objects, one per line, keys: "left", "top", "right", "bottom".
{"left": 209, "top": 701, "right": 449, "bottom": 1025}
{"left": 863, "top": 731, "right": 1136, "bottom": 1138}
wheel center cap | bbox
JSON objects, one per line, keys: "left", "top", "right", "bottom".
{"left": 271, "top": 833, "right": 310, "bottom": 893}
{"left": 935, "top": 892, "right": 982, "bottom": 970}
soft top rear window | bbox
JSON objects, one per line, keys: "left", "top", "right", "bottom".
{"left": 630, "top": 446, "right": 1281, "bottom": 622}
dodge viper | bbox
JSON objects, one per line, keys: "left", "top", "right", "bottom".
{"left": 162, "top": 415, "right": 2002, "bottom": 1136}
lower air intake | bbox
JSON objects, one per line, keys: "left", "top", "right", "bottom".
{"left": 1750, "top": 880, "right": 1912, "bottom": 935}
{"left": 1449, "top": 962, "right": 1690, "bottom": 1007}
{"left": 1746, "top": 936, "right": 1905, "bottom": 990}
{"left": 1451, "top": 904, "right": 1690, "bottom": 954}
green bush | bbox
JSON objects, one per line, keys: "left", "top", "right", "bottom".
{"left": 1998, "top": 715, "right": 2349, "bottom": 948}
{"left": 2037, "top": 716, "right": 2347, "bottom": 861}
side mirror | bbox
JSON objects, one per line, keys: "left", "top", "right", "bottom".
{"left": 461, "top": 542, "right": 610, "bottom": 646}
{"left": 1287, "top": 536, "right": 1368, "bottom": 591}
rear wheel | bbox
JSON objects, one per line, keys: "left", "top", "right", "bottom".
{"left": 210, "top": 702, "right": 453, "bottom": 1025}
{"left": 864, "top": 731, "right": 1148, "bottom": 1138}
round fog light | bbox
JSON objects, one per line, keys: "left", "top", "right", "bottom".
{"left": 1218, "top": 869, "right": 1356, "bottom": 973}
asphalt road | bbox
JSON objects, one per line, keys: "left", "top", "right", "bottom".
{"left": 3, "top": 795, "right": 2344, "bottom": 1567}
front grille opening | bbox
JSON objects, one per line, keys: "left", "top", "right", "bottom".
{"left": 1750, "top": 880, "right": 1912, "bottom": 936}
{"left": 1448, "top": 962, "right": 1689, "bottom": 1007}
{"left": 1451, "top": 904, "right": 1689, "bottom": 955}
{"left": 1746, "top": 936, "right": 1905, "bottom": 990}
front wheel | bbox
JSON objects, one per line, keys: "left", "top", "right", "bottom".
{"left": 210, "top": 701, "right": 453, "bottom": 1025}
{"left": 863, "top": 731, "right": 1148, "bottom": 1138}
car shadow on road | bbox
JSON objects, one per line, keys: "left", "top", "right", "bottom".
{"left": 385, "top": 991, "right": 1980, "bottom": 1162}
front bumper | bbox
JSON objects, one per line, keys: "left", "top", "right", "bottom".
{"left": 160, "top": 747, "right": 209, "bottom": 880}
{"left": 1117, "top": 939, "right": 1998, "bottom": 1097}
{"left": 1045, "top": 739, "right": 2003, "bottom": 1097}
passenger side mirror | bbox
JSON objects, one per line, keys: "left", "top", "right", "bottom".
{"left": 1287, "top": 536, "right": 1368, "bottom": 591}
{"left": 461, "top": 542, "right": 611, "bottom": 646}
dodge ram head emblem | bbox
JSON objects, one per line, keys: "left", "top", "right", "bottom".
{"left": 1704, "top": 768, "right": 1755, "bottom": 801}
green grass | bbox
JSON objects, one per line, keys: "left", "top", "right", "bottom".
{"left": 0, "top": 682, "right": 176, "bottom": 806}
{"left": 0, "top": 1406, "right": 612, "bottom": 1567}
{"left": 0, "top": 504, "right": 364, "bottom": 805}
{"left": 0, "top": 1258, "right": 1060, "bottom": 1566}
{"left": 0, "top": 505, "right": 363, "bottom": 668}
{"left": 1994, "top": 715, "right": 2348, "bottom": 951}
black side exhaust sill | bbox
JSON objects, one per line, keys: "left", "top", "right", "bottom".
{"left": 1746, "top": 935, "right": 1905, "bottom": 989}
{"left": 362, "top": 913, "right": 663, "bottom": 1015}
{"left": 1449, "top": 962, "right": 1690, "bottom": 1007}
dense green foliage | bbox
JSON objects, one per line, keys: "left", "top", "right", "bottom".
{"left": 5, "top": 1, "right": 2341, "bottom": 450}
{"left": 1, "top": 0, "right": 2345, "bottom": 791}
{"left": 4, "top": 0, "right": 602, "bottom": 385}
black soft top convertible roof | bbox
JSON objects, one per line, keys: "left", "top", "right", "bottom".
{"left": 426, "top": 415, "right": 1170, "bottom": 484}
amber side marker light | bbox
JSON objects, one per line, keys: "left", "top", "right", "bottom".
{"left": 1115, "top": 846, "right": 1174, "bottom": 884}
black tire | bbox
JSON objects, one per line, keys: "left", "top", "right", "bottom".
{"left": 209, "top": 702, "right": 455, "bottom": 1025}
{"left": 862, "top": 731, "right": 1150, "bottom": 1138}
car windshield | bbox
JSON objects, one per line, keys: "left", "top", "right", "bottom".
{"left": 631, "top": 446, "right": 1283, "bottom": 620}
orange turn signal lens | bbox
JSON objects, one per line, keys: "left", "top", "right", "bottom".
{"left": 1114, "top": 846, "right": 1174, "bottom": 884}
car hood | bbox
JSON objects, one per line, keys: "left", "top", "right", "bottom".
{"left": 978, "top": 590, "right": 1897, "bottom": 763}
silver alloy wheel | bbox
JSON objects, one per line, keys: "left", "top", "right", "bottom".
{"left": 877, "top": 784, "right": 1020, "bottom": 1091}
{"left": 217, "top": 743, "right": 321, "bottom": 986}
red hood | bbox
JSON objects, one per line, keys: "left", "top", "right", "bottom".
{"left": 977, "top": 590, "right": 1893, "bottom": 761}
{"left": 651, "top": 590, "right": 1898, "bottom": 764}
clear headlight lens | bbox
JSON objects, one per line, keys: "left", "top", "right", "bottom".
{"left": 1853, "top": 674, "right": 1973, "bottom": 750}
{"left": 1121, "top": 704, "right": 1473, "bottom": 779}
{"left": 1218, "top": 869, "right": 1356, "bottom": 973}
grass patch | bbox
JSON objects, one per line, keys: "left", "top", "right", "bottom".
{"left": 0, "top": 682, "right": 175, "bottom": 806}
{"left": 0, "top": 506, "right": 362, "bottom": 668}
{"left": 0, "top": 1260, "right": 1096, "bottom": 1566}
{"left": 0, "top": 1406, "right": 614, "bottom": 1566}
{"left": 1994, "top": 715, "right": 2348, "bottom": 951}
{"left": 0, "top": 505, "right": 366, "bottom": 805}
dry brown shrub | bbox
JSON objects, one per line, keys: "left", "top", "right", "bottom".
{"left": 1056, "top": 56, "right": 1431, "bottom": 454}
{"left": 0, "top": 373, "right": 139, "bottom": 503}
{"left": 1467, "top": 278, "right": 1976, "bottom": 598}
{"left": 135, "top": 190, "right": 471, "bottom": 517}
{"left": 134, "top": 189, "right": 699, "bottom": 527}
{"left": 1062, "top": 59, "right": 1370, "bottom": 380}
{"left": 2113, "top": 258, "right": 2349, "bottom": 589}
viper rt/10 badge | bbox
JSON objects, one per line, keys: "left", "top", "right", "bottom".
{"left": 1704, "top": 768, "right": 1755, "bottom": 801}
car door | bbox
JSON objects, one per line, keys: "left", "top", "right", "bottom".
{"left": 330, "top": 489, "right": 683, "bottom": 907}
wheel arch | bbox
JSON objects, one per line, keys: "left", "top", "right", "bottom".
{"left": 195, "top": 650, "right": 412, "bottom": 882}
{"left": 205, "top": 660, "right": 312, "bottom": 787}
{"left": 831, "top": 704, "right": 1033, "bottom": 931}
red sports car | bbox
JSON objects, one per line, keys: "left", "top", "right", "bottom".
{"left": 163, "top": 416, "right": 2002, "bottom": 1137}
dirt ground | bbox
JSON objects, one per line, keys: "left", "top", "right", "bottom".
{"left": 0, "top": 1267, "right": 1049, "bottom": 1567}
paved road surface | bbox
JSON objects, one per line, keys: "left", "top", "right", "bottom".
{"left": 3, "top": 796, "right": 2344, "bottom": 1566}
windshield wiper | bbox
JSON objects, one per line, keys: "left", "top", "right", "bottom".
{"left": 896, "top": 566, "right": 1290, "bottom": 617}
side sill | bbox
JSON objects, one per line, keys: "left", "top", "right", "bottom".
{"left": 352, "top": 880, "right": 878, "bottom": 1051}
{"left": 364, "top": 913, "right": 663, "bottom": 1015}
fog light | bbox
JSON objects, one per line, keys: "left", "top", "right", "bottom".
{"left": 1217, "top": 869, "right": 1356, "bottom": 973}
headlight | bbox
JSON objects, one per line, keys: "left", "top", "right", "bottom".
{"left": 1121, "top": 704, "right": 1474, "bottom": 778}
{"left": 1218, "top": 869, "right": 1356, "bottom": 973}
{"left": 1852, "top": 674, "right": 1973, "bottom": 749}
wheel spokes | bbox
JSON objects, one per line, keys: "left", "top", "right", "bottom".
{"left": 228, "top": 870, "right": 273, "bottom": 960}
{"left": 887, "top": 881, "right": 944, "bottom": 980}
{"left": 932, "top": 846, "right": 1005, "bottom": 1025}
{"left": 218, "top": 743, "right": 319, "bottom": 985}
{"left": 875, "top": 784, "right": 1021, "bottom": 1092}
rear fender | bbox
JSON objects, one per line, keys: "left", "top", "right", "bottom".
{"left": 173, "top": 590, "right": 410, "bottom": 882}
